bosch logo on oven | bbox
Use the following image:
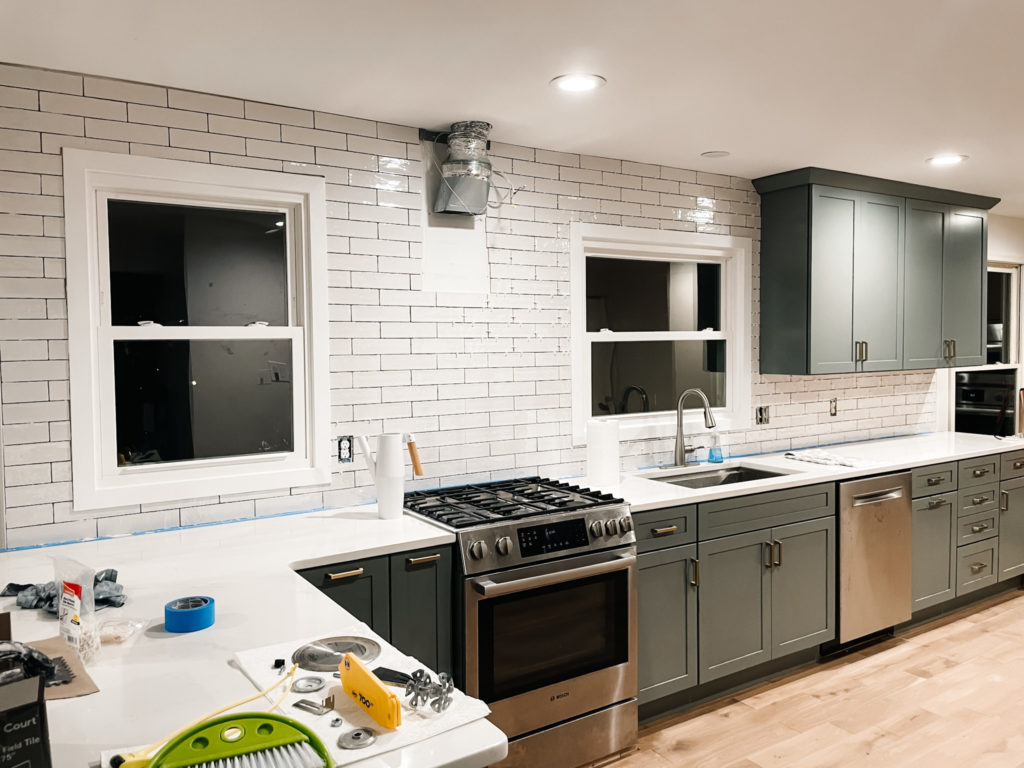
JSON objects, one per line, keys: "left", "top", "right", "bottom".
{"left": 550, "top": 691, "right": 570, "bottom": 702}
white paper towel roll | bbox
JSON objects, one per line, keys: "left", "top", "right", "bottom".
{"left": 586, "top": 419, "right": 620, "bottom": 488}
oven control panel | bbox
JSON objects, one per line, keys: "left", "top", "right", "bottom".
{"left": 457, "top": 504, "right": 635, "bottom": 574}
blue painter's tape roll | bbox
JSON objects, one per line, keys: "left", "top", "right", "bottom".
{"left": 165, "top": 596, "right": 215, "bottom": 633}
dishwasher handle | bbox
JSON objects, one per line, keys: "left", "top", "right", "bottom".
{"left": 851, "top": 487, "right": 905, "bottom": 506}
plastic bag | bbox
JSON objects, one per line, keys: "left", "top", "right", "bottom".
{"left": 54, "top": 556, "right": 99, "bottom": 662}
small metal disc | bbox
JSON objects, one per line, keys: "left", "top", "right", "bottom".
{"left": 291, "top": 676, "right": 325, "bottom": 693}
{"left": 338, "top": 727, "right": 377, "bottom": 749}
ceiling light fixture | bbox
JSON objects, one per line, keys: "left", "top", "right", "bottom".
{"left": 550, "top": 73, "right": 606, "bottom": 93}
{"left": 700, "top": 150, "right": 731, "bottom": 159}
{"left": 927, "top": 154, "right": 968, "bottom": 167}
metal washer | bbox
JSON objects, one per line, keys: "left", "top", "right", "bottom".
{"left": 338, "top": 727, "right": 377, "bottom": 749}
{"left": 291, "top": 676, "right": 325, "bottom": 694}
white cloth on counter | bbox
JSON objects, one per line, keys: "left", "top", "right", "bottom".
{"left": 233, "top": 627, "right": 491, "bottom": 767}
{"left": 783, "top": 448, "right": 881, "bottom": 468}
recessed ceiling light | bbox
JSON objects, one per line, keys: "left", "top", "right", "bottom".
{"left": 550, "top": 74, "right": 606, "bottom": 93}
{"left": 927, "top": 154, "right": 968, "bottom": 167}
{"left": 700, "top": 150, "right": 731, "bottom": 159}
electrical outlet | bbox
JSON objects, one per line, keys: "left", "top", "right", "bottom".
{"left": 337, "top": 435, "right": 354, "bottom": 463}
{"left": 829, "top": 398, "right": 838, "bottom": 417}
{"left": 756, "top": 405, "right": 770, "bottom": 425}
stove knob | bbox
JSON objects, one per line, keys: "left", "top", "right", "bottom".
{"left": 604, "top": 519, "right": 619, "bottom": 536}
{"left": 469, "top": 540, "right": 490, "bottom": 560}
{"left": 496, "top": 536, "right": 513, "bottom": 556}
{"left": 590, "top": 521, "right": 605, "bottom": 538}
{"left": 619, "top": 517, "right": 633, "bottom": 533}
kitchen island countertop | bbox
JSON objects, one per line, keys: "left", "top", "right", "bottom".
{"left": 0, "top": 506, "right": 506, "bottom": 768}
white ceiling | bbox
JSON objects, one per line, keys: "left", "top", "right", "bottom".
{"left": 3, "top": 0, "right": 1024, "bottom": 214}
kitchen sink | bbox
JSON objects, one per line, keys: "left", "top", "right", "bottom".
{"left": 654, "top": 465, "right": 789, "bottom": 489}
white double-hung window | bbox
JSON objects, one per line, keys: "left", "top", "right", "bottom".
{"left": 570, "top": 223, "right": 752, "bottom": 445}
{"left": 64, "top": 149, "right": 330, "bottom": 511}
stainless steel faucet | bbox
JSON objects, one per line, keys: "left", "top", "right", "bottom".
{"left": 674, "top": 388, "right": 717, "bottom": 466}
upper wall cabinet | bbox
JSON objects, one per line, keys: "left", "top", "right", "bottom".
{"left": 754, "top": 168, "right": 998, "bottom": 376}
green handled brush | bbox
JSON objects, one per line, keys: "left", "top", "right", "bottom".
{"left": 144, "top": 712, "right": 330, "bottom": 768}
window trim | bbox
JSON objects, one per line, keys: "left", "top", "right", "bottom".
{"left": 64, "top": 149, "right": 330, "bottom": 511}
{"left": 569, "top": 222, "right": 752, "bottom": 447}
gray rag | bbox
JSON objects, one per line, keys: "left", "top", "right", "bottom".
{"left": 1, "top": 568, "right": 127, "bottom": 613}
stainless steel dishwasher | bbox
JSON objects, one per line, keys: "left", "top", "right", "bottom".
{"left": 838, "top": 473, "right": 912, "bottom": 643}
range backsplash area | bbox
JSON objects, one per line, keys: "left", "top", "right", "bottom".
{"left": 0, "top": 62, "right": 938, "bottom": 546}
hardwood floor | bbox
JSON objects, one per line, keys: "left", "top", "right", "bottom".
{"left": 623, "top": 589, "right": 1024, "bottom": 767}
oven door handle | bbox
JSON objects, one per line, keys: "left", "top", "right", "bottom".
{"left": 470, "top": 551, "right": 636, "bottom": 597}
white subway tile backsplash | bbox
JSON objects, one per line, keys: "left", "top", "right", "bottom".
{"left": 0, "top": 62, "right": 939, "bottom": 546}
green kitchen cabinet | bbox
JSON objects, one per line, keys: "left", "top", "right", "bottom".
{"left": 911, "top": 492, "right": 957, "bottom": 610}
{"left": 759, "top": 185, "right": 904, "bottom": 374}
{"left": 998, "top": 476, "right": 1024, "bottom": 582}
{"left": 298, "top": 554, "right": 391, "bottom": 639}
{"left": 297, "top": 544, "right": 454, "bottom": 674}
{"left": 903, "top": 201, "right": 986, "bottom": 369}
{"left": 638, "top": 543, "right": 698, "bottom": 703}
{"left": 389, "top": 545, "right": 454, "bottom": 675}
{"left": 697, "top": 516, "right": 835, "bottom": 684}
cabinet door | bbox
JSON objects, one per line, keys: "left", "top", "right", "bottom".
{"left": 943, "top": 208, "right": 986, "bottom": 367}
{"left": 298, "top": 555, "right": 391, "bottom": 639}
{"left": 903, "top": 200, "right": 947, "bottom": 369}
{"left": 911, "top": 493, "right": 957, "bottom": 610}
{"left": 638, "top": 544, "right": 698, "bottom": 703}
{"left": 999, "top": 477, "right": 1024, "bottom": 582}
{"left": 389, "top": 546, "right": 453, "bottom": 675}
{"left": 809, "top": 187, "right": 856, "bottom": 374}
{"left": 770, "top": 517, "right": 835, "bottom": 656}
{"left": 853, "top": 192, "right": 904, "bottom": 371}
{"left": 697, "top": 530, "right": 771, "bottom": 683}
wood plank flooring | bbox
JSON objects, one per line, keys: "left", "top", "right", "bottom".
{"left": 620, "top": 589, "right": 1024, "bottom": 767}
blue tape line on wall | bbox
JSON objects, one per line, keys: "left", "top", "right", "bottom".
{"left": 164, "top": 596, "right": 215, "bottom": 633}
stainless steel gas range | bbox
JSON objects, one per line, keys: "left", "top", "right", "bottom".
{"left": 405, "top": 477, "right": 638, "bottom": 768}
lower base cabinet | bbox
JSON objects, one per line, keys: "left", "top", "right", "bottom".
{"left": 698, "top": 517, "right": 835, "bottom": 684}
{"left": 911, "top": 492, "right": 957, "bottom": 610}
{"left": 999, "top": 476, "right": 1024, "bottom": 581}
{"left": 298, "top": 545, "right": 453, "bottom": 675}
{"left": 638, "top": 544, "right": 697, "bottom": 703}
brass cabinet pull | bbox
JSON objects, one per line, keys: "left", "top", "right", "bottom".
{"left": 969, "top": 562, "right": 987, "bottom": 574}
{"left": 1014, "top": 460, "right": 1024, "bottom": 470}
{"left": 1002, "top": 490, "right": 1010, "bottom": 512}
{"left": 328, "top": 567, "right": 364, "bottom": 581}
{"left": 952, "top": 339, "right": 957, "bottom": 358}
{"left": 972, "top": 496, "right": 988, "bottom": 505}
{"left": 407, "top": 554, "right": 442, "bottom": 566}
{"left": 864, "top": 341, "right": 869, "bottom": 361}
{"left": 926, "top": 476, "right": 943, "bottom": 486}
{"left": 973, "top": 468, "right": 990, "bottom": 477}
{"left": 763, "top": 541, "right": 774, "bottom": 569}
{"left": 652, "top": 526, "right": 678, "bottom": 536}
{"left": 690, "top": 558, "right": 700, "bottom": 588}
{"left": 943, "top": 340, "right": 951, "bottom": 360}
{"left": 970, "top": 524, "right": 989, "bottom": 533}
{"left": 773, "top": 539, "right": 783, "bottom": 567}
{"left": 928, "top": 498, "right": 946, "bottom": 509}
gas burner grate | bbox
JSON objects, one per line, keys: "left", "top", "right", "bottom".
{"left": 405, "top": 476, "right": 623, "bottom": 529}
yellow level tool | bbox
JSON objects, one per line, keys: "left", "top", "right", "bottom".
{"left": 338, "top": 652, "right": 402, "bottom": 729}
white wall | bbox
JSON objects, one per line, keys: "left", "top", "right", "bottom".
{"left": 989, "top": 214, "right": 1024, "bottom": 264}
{"left": 0, "top": 62, "right": 940, "bottom": 546}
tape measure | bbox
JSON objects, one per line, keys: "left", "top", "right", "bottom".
{"left": 164, "top": 596, "right": 215, "bottom": 633}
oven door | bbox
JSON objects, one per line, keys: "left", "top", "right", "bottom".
{"left": 465, "top": 546, "right": 637, "bottom": 739}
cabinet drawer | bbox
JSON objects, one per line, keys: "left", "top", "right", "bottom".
{"left": 957, "top": 485, "right": 998, "bottom": 517}
{"left": 1001, "top": 450, "right": 1024, "bottom": 481}
{"left": 633, "top": 505, "right": 696, "bottom": 552}
{"left": 912, "top": 491, "right": 956, "bottom": 515}
{"left": 959, "top": 456, "right": 1000, "bottom": 489}
{"left": 955, "top": 538, "right": 998, "bottom": 596}
{"left": 698, "top": 483, "right": 834, "bottom": 540}
{"left": 911, "top": 463, "right": 957, "bottom": 497}
{"left": 956, "top": 509, "right": 999, "bottom": 546}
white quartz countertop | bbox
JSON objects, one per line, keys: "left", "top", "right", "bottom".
{"left": 593, "top": 432, "right": 1024, "bottom": 511}
{"left": 0, "top": 506, "right": 506, "bottom": 768}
